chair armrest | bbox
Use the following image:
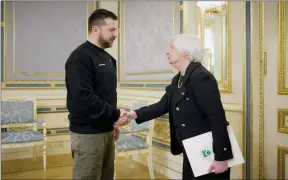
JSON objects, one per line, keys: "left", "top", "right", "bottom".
{"left": 36, "top": 120, "right": 47, "bottom": 141}
{"left": 36, "top": 120, "right": 47, "bottom": 127}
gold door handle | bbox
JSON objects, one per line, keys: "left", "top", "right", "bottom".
{"left": 264, "top": 52, "right": 267, "bottom": 76}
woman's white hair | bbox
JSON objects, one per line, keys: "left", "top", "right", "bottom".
{"left": 171, "top": 34, "right": 204, "bottom": 63}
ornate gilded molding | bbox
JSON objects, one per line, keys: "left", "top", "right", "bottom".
{"left": 277, "top": 146, "right": 288, "bottom": 180}
{"left": 259, "top": 2, "right": 265, "bottom": 179}
{"left": 278, "top": 108, "right": 288, "bottom": 134}
{"left": 153, "top": 118, "right": 170, "bottom": 143}
{"left": 278, "top": 2, "right": 288, "bottom": 95}
{"left": 37, "top": 106, "right": 67, "bottom": 114}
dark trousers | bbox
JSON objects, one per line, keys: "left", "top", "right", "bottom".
{"left": 175, "top": 130, "right": 230, "bottom": 180}
{"left": 71, "top": 131, "right": 115, "bottom": 180}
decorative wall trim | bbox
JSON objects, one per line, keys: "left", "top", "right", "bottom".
{"left": 153, "top": 118, "right": 170, "bottom": 145}
{"left": 36, "top": 104, "right": 171, "bottom": 143}
{"left": 278, "top": 108, "right": 288, "bottom": 134}
{"left": 278, "top": 2, "right": 288, "bottom": 95}
{"left": 277, "top": 146, "right": 288, "bottom": 180}
{"left": 37, "top": 106, "right": 67, "bottom": 114}
{"left": 42, "top": 128, "right": 70, "bottom": 136}
{"left": 36, "top": 104, "right": 69, "bottom": 135}
{"left": 258, "top": 2, "right": 265, "bottom": 179}
{"left": 35, "top": 124, "right": 171, "bottom": 150}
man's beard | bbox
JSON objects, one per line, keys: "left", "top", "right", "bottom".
{"left": 99, "top": 35, "right": 114, "bottom": 49}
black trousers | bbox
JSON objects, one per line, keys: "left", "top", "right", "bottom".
{"left": 175, "top": 130, "right": 231, "bottom": 180}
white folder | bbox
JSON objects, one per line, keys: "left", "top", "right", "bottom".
{"left": 182, "top": 125, "right": 245, "bottom": 177}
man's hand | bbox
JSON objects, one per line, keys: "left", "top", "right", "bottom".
{"left": 115, "top": 109, "right": 137, "bottom": 126}
{"left": 113, "top": 125, "right": 120, "bottom": 141}
{"left": 207, "top": 160, "right": 228, "bottom": 174}
{"left": 115, "top": 109, "right": 130, "bottom": 126}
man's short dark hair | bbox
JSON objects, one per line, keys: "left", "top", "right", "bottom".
{"left": 88, "top": 9, "right": 118, "bottom": 33}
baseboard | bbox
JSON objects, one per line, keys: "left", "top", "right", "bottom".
{"left": 2, "top": 153, "right": 72, "bottom": 174}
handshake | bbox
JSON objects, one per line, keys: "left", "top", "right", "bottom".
{"left": 115, "top": 109, "right": 137, "bottom": 126}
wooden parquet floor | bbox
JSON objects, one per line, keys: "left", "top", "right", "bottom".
{"left": 2, "top": 157, "right": 169, "bottom": 179}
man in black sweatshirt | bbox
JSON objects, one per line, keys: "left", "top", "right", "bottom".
{"left": 65, "top": 9, "right": 128, "bottom": 180}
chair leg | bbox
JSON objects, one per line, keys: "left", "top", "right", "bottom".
{"left": 147, "top": 151, "right": 155, "bottom": 179}
{"left": 43, "top": 143, "right": 47, "bottom": 171}
{"left": 130, "top": 155, "right": 135, "bottom": 169}
{"left": 33, "top": 147, "right": 36, "bottom": 161}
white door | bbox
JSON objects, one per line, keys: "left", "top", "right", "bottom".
{"left": 262, "top": 1, "right": 288, "bottom": 179}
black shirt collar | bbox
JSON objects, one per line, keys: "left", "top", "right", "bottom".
{"left": 85, "top": 40, "right": 105, "bottom": 53}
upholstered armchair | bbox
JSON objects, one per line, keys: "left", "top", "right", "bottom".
{"left": 115, "top": 102, "right": 155, "bottom": 179}
{"left": 1, "top": 99, "right": 47, "bottom": 171}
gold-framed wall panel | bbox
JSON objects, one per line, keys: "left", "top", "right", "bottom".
{"left": 278, "top": 2, "right": 288, "bottom": 95}
{"left": 118, "top": 0, "right": 177, "bottom": 80}
{"left": 278, "top": 108, "right": 288, "bottom": 134}
{"left": 10, "top": 1, "right": 87, "bottom": 76}
{"left": 117, "top": 1, "right": 192, "bottom": 92}
{"left": 1, "top": 0, "right": 99, "bottom": 89}
{"left": 277, "top": 146, "right": 288, "bottom": 180}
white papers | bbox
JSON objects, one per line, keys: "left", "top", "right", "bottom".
{"left": 182, "top": 125, "right": 245, "bottom": 177}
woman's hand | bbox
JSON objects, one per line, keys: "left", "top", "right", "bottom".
{"left": 126, "top": 110, "right": 137, "bottom": 119}
{"left": 207, "top": 160, "right": 228, "bottom": 174}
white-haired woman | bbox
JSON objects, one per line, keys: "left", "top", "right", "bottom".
{"left": 117, "top": 34, "right": 233, "bottom": 180}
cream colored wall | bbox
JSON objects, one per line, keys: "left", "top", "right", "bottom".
{"left": 102, "top": 1, "right": 246, "bottom": 179}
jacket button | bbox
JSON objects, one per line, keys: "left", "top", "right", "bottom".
{"left": 176, "top": 107, "right": 179, "bottom": 111}
{"left": 223, "top": 148, "right": 227, "bottom": 151}
{"left": 181, "top": 92, "right": 184, "bottom": 95}
{"left": 186, "top": 98, "right": 189, "bottom": 100}
{"left": 181, "top": 124, "right": 186, "bottom": 127}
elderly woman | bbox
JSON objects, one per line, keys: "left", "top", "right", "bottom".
{"left": 117, "top": 34, "right": 233, "bottom": 180}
